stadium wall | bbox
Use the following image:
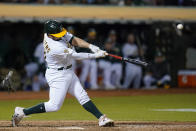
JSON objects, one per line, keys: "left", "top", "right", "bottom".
{"left": 0, "top": 4, "right": 196, "bottom": 23}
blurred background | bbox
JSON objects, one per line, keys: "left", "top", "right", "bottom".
{"left": 0, "top": 0, "right": 196, "bottom": 92}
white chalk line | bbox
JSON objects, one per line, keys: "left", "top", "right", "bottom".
{"left": 57, "top": 126, "right": 84, "bottom": 130}
{"left": 152, "top": 108, "right": 196, "bottom": 112}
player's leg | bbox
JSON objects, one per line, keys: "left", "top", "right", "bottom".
{"left": 71, "top": 60, "right": 77, "bottom": 73}
{"left": 157, "top": 74, "right": 171, "bottom": 88}
{"left": 68, "top": 72, "right": 114, "bottom": 126}
{"left": 38, "top": 72, "right": 47, "bottom": 88}
{"left": 143, "top": 74, "right": 155, "bottom": 89}
{"left": 111, "top": 63, "right": 122, "bottom": 88}
{"left": 158, "top": 74, "right": 171, "bottom": 84}
{"left": 69, "top": 72, "right": 101, "bottom": 118}
{"left": 32, "top": 75, "right": 41, "bottom": 92}
{"left": 89, "top": 60, "right": 98, "bottom": 89}
{"left": 12, "top": 70, "right": 72, "bottom": 126}
{"left": 80, "top": 59, "right": 90, "bottom": 86}
{"left": 122, "top": 63, "right": 135, "bottom": 89}
{"left": 25, "top": 71, "right": 72, "bottom": 113}
{"left": 132, "top": 66, "right": 142, "bottom": 89}
{"left": 99, "top": 60, "right": 113, "bottom": 89}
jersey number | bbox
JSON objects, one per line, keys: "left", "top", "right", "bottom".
{"left": 43, "top": 40, "right": 50, "bottom": 59}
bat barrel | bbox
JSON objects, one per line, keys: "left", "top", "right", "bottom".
{"left": 124, "top": 58, "right": 148, "bottom": 67}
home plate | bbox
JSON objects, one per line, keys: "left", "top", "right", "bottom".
{"left": 152, "top": 108, "right": 196, "bottom": 112}
{"left": 57, "top": 127, "right": 84, "bottom": 130}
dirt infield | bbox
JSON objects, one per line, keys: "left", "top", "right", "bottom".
{"left": 1, "top": 88, "right": 196, "bottom": 130}
{"left": 0, "top": 120, "right": 196, "bottom": 131}
{"left": 1, "top": 88, "right": 196, "bottom": 100}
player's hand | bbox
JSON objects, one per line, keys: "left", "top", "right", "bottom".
{"left": 89, "top": 44, "right": 101, "bottom": 53}
{"left": 95, "top": 50, "right": 107, "bottom": 58}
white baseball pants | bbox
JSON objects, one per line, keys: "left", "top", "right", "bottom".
{"left": 143, "top": 74, "right": 171, "bottom": 88}
{"left": 44, "top": 68, "right": 90, "bottom": 112}
{"left": 80, "top": 59, "right": 98, "bottom": 89}
{"left": 122, "top": 63, "right": 142, "bottom": 89}
{"left": 98, "top": 60, "right": 122, "bottom": 89}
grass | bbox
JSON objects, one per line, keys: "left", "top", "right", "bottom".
{"left": 0, "top": 94, "right": 196, "bottom": 121}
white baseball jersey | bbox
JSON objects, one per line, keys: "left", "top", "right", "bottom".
{"left": 122, "top": 42, "right": 142, "bottom": 89}
{"left": 122, "top": 43, "right": 138, "bottom": 57}
{"left": 43, "top": 32, "right": 91, "bottom": 112}
{"left": 43, "top": 32, "right": 74, "bottom": 69}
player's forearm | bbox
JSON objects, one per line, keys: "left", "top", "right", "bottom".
{"left": 72, "top": 37, "right": 90, "bottom": 48}
{"left": 71, "top": 52, "right": 96, "bottom": 60}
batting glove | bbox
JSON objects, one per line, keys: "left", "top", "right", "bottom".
{"left": 95, "top": 50, "right": 107, "bottom": 58}
{"left": 89, "top": 44, "right": 101, "bottom": 53}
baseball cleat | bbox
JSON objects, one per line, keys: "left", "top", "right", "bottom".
{"left": 99, "top": 115, "right": 114, "bottom": 127}
{"left": 12, "top": 107, "right": 25, "bottom": 127}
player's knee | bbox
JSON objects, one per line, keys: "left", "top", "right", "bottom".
{"left": 163, "top": 75, "right": 171, "bottom": 81}
{"left": 144, "top": 75, "right": 151, "bottom": 82}
{"left": 45, "top": 101, "right": 61, "bottom": 112}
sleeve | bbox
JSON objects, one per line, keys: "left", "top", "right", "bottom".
{"left": 53, "top": 46, "right": 96, "bottom": 60}
{"left": 71, "top": 52, "right": 96, "bottom": 60}
{"left": 62, "top": 31, "right": 74, "bottom": 44}
{"left": 51, "top": 46, "right": 74, "bottom": 59}
{"left": 122, "top": 44, "right": 138, "bottom": 58}
{"left": 122, "top": 44, "right": 128, "bottom": 57}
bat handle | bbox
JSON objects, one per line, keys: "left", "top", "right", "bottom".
{"left": 108, "top": 54, "right": 122, "bottom": 60}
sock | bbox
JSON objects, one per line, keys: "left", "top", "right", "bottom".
{"left": 82, "top": 100, "right": 103, "bottom": 119}
{"left": 23, "top": 103, "right": 46, "bottom": 115}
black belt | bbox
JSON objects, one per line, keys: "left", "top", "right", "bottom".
{"left": 48, "top": 65, "right": 72, "bottom": 70}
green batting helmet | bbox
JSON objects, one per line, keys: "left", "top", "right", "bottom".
{"left": 44, "top": 20, "right": 67, "bottom": 38}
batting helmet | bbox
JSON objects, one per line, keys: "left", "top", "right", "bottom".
{"left": 44, "top": 20, "right": 67, "bottom": 38}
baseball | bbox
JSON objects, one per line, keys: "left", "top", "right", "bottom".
{"left": 177, "top": 24, "right": 183, "bottom": 30}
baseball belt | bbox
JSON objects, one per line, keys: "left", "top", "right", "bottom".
{"left": 47, "top": 65, "right": 72, "bottom": 70}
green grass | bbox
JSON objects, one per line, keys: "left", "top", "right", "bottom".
{"left": 0, "top": 94, "right": 196, "bottom": 121}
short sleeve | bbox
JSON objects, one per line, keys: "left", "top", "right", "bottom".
{"left": 62, "top": 32, "right": 74, "bottom": 44}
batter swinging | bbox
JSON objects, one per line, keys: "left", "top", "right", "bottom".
{"left": 12, "top": 20, "right": 114, "bottom": 127}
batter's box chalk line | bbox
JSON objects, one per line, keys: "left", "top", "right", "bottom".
{"left": 57, "top": 126, "right": 84, "bottom": 130}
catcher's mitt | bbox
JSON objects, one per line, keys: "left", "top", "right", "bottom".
{"left": 1, "top": 71, "right": 16, "bottom": 92}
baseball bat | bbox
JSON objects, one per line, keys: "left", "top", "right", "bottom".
{"left": 107, "top": 53, "right": 148, "bottom": 67}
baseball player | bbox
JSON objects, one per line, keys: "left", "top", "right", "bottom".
{"left": 99, "top": 35, "right": 122, "bottom": 89}
{"left": 79, "top": 28, "right": 98, "bottom": 89}
{"left": 143, "top": 52, "right": 171, "bottom": 89}
{"left": 32, "top": 40, "right": 47, "bottom": 91}
{"left": 122, "top": 33, "right": 142, "bottom": 89}
{"left": 12, "top": 20, "right": 114, "bottom": 127}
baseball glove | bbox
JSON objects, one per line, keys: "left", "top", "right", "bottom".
{"left": 1, "top": 71, "right": 16, "bottom": 92}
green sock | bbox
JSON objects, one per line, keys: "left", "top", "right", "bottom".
{"left": 23, "top": 103, "right": 46, "bottom": 115}
{"left": 82, "top": 100, "right": 103, "bottom": 119}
